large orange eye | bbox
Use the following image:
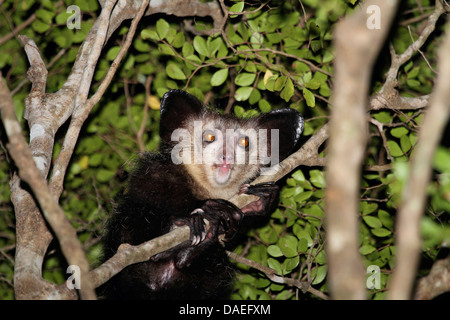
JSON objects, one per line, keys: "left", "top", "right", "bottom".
{"left": 203, "top": 131, "right": 215, "bottom": 142}
{"left": 237, "top": 136, "right": 249, "bottom": 148}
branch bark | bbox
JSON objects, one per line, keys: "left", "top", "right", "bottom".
{"left": 9, "top": 0, "right": 227, "bottom": 300}
{"left": 324, "top": 0, "right": 398, "bottom": 300}
{"left": 388, "top": 19, "right": 450, "bottom": 300}
{"left": 414, "top": 254, "right": 450, "bottom": 300}
{"left": 0, "top": 75, "right": 96, "bottom": 299}
{"left": 370, "top": 1, "right": 449, "bottom": 111}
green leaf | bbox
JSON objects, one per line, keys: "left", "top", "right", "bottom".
{"left": 141, "top": 29, "right": 159, "bottom": 40}
{"left": 378, "top": 210, "right": 394, "bottom": 230}
{"left": 283, "top": 256, "right": 299, "bottom": 274}
{"left": 250, "top": 32, "right": 263, "bottom": 49}
{"left": 373, "top": 111, "right": 391, "bottom": 123}
{"left": 274, "top": 76, "right": 286, "bottom": 91}
{"left": 55, "top": 11, "right": 71, "bottom": 25}
{"left": 297, "top": 238, "right": 308, "bottom": 252}
{"left": 267, "top": 258, "right": 282, "bottom": 274}
{"left": 309, "top": 169, "right": 325, "bottom": 188}
{"left": 210, "top": 68, "right": 229, "bottom": 87}
{"left": 293, "top": 226, "right": 313, "bottom": 247}
{"left": 258, "top": 99, "right": 271, "bottom": 113}
{"left": 387, "top": 141, "right": 403, "bottom": 157}
{"left": 303, "top": 88, "right": 315, "bottom": 107}
{"left": 234, "top": 106, "right": 245, "bottom": 118}
{"left": 229, "top": 2, "right": 244, "bottom": 18}
{"left": 264, "top": 76, "right": 277, "bottom": 92}
{"left": 371, "top": 228, "right": 392, "bottom": 238}
{"left": 106, "top": 46, "right": 121, "bottom": 61}
{"left": 361, "top": 201, "right": 378, "bottom": 215}
{"left": 193, "top": 36, "right": 209, "bottom": 56}
{"left": 292, "top": 170, "right": 306, "bottom": 182}
{"left": 249, "top": 88, "right": 261, "bottom": 105}
{"left": 305, "top": 78, "right": 321, "bottom": 90}
{"left": 75, "top": 0, "right": 98, "bottom": 11}
{"left": 406, "top": 79, "right": 421, "bottom": 88}
{"left": 363, "top": 216, "right": 382, "bottom": 229}
{"left": 207, "top": 38, "right": 222, "bottom": 57}
{"left": 182, "top": 42, "right": 194, "bottom": 57}
{"left": 400, "top": 135, "right": 412, "bottom": 153}
{"left": 360, "top": 245, "right": 376, "bottom": 255}
{"left": 32, "top": 19, "right": 50, "bottom": 33}
{"left": 280, "top": 78, "right": 294, "bottom": 102}
{"left": 36, "top": 9, "right": 54, "bottom": 24}
{"left": 235, "top": 87, "right": 253, "bottom": 101}
{"left": 390, "top": 127, "right": 409, "bottom": 138}
{"left": 311, "top": 265, "right": 327, "bottom": 285}
{"left": 433, "top": 147, "right": 450, "bottom": 172}
{"left": 235, "top": 72, "right": 256, "bottom": 86}
{"left": 267, "top": 245, "right": 283, "bottom": 257}
{"left": 96, "top": 169, "right": 115, "bottom": 183}
{"left": 156, "top": 18, "right": 170, "bottom": 40}
{"left": 314, "top": 249, "right": 327, "bottom": 265}
{"left": 166, "top": 63, "right": 186, "bottom": 80}
{"left": 279, "top": 236, "right": 298, "bottom": 258}
{"left": 294, "top": 191, "right": 312, "bottom": 202}
{"left": 171, "top": 32, "right": 185, "bottom": 48}
{"left": 184, "top": 54, "right": 201, "bottom": 68}
{"left": 310, "top": 40, "right": 322, "bottom": 52}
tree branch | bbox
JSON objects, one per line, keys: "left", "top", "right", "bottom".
{"left": 372, "top": 1, "right": 447, "bottom": 111}
{"left": 324, "top": 0, "right": 399, "bottom": 300}
{"left": 414, "top": 254, "right": 450, "bottom": 300}
{"left": 10, "top": 0, "right": 224, "bottom": 300}
{"left": 0, "top": 75, "right": 96, "bottom": 299}
{"left": 381, "top": 1, "right": 446, "bottom": 89}
{"left": 49, "top": 0, "right": 149, "bottom": 199}
{"left": 388, "top": 19, "right": 450, "bottom": 300}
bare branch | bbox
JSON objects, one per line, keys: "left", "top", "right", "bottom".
{"left": 370, "top": 93, "right": 430, "bottom": 111}
{"left": 372, "top": 1, "right": 447, "bottom": 112}
{"left": 414, "top": 255, "right": 450, "bottom": 300}
{"left": 90, "top": 225, "right": 192, "bottom": 288}
{"left": 325, "top": 0, "right": 399, "bottom": 300}
{"left": 0, "top": 75, "right": 96, "bottom": 299}
{"left": 381, "top": 1, "right": 445, "bottom": 89}
{"left": 388, "top": 20, "right": 450, "bottom": 300}
{"left": 49, "top": 0, "right": 149, "bottom": 199}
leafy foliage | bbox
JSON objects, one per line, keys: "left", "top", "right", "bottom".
{"left": 0, "top": 0, "right": 448, "bottom": 300}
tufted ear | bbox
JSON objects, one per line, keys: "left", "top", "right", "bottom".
{"left": 256, "top": 108, "right": 304, "bottom": 163}
{"left": 159, "top": 90, "right": 205, "bottom": 143}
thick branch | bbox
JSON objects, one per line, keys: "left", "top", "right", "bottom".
{"left": 414, "top": 254, "right": 450, "bottom": 300}
{"left": 11, "top": 0, "right": 229, "bottom": 300}
{"left": 325, "top": 0, "right": 398, "bottom": 300}
{"left": 388, "top": 20, "right": 450, "bottom": 300}
{"left": 49, "top": 0, "right": 149, "bottom": 199}
{"left": 0, "top": 75, "right": 95, "bottom": 299}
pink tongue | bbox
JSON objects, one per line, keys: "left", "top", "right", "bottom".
{"left": 219, "top": 165, "right": 229, "bottom": 176}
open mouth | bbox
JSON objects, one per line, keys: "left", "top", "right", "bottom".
{"left": 212, "top": 163, "right": 233, "bottom": 184}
